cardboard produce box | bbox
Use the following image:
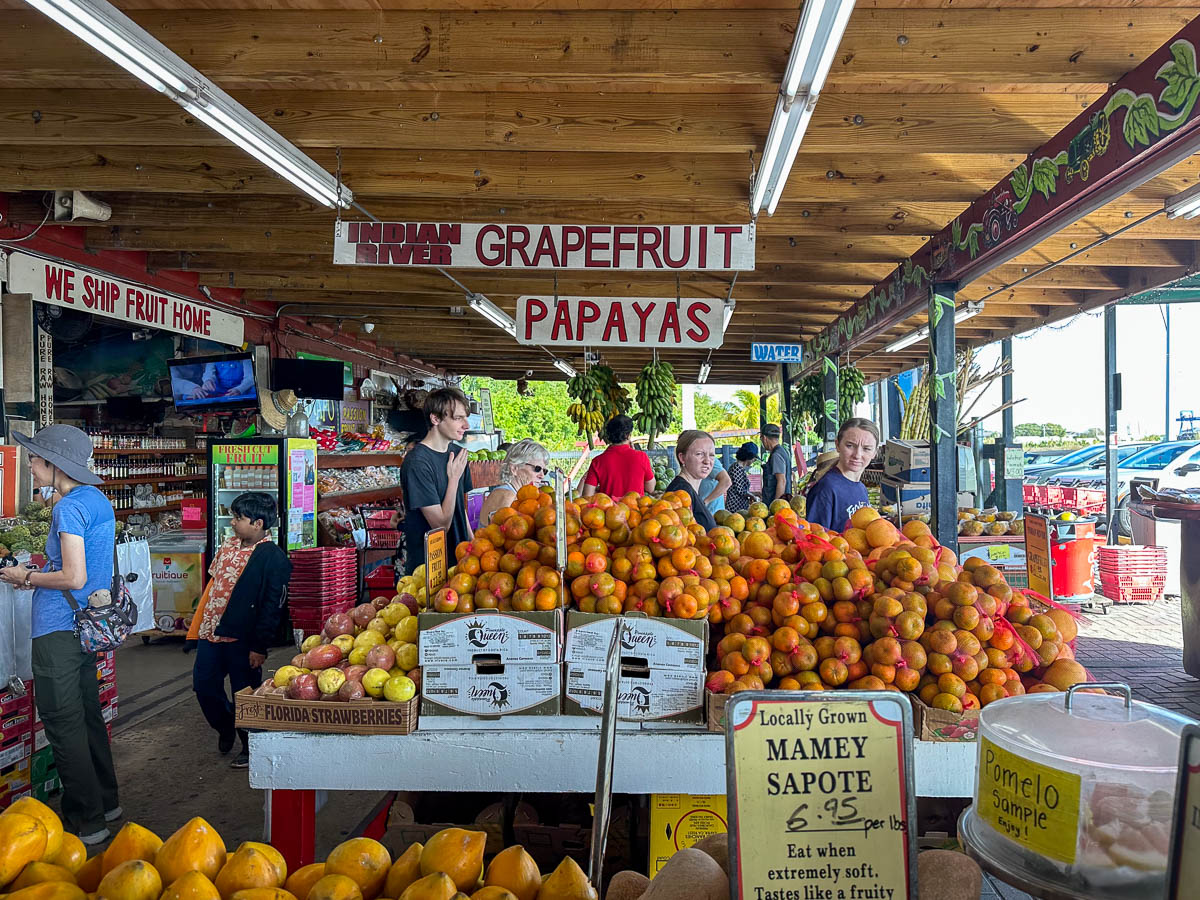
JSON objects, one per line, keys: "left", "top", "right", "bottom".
{"left": 420, "top": 663, "right": 560, "bottom": 718}
{"left": 880, "top": 477, "right": 975, "bottom": 518}
{"left": 883, "top": 440, "right": 976, "bottom": 491}
{"left": 563, "top": 612, "right": 707, "bottom": 725}
{"left": 913, "top": 695, "right": 979, "bottom": 742}
{"left": 418, "top": 609, "right": 563, "bottom": 666}
{"left": 234, "top": 688, "right": 418, "bottom": 735}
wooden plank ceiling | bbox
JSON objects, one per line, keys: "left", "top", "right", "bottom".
{"left": 2, "top": 0, "right": 1200, "bottom": 383}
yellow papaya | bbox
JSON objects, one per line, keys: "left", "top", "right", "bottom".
{"left": 0, "top": 813, "right": 49, "bottom": 888}
{"left": 156, "top": 818, "right": 227, "bottom": 885}
{"left": 3, "top": 799, "right": 63, "bottom": 862}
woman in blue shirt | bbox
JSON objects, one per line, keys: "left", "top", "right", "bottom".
{"left": 804, "top": 418, "right": 880, "bottom": 533}
{"left": 2, "top": 425, "right": 119, "bottom": 845}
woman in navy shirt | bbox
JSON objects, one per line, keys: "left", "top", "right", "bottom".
{"left": 804, "top": 418, "right": 880, "bottom": 532}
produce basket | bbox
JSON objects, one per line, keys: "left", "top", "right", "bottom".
{"left": 1097, "top": 545, "right": 1167, "bottom": 603}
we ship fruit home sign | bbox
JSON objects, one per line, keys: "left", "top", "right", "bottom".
{"left": 334, "top": 222, "right": 755, "bottom": 270}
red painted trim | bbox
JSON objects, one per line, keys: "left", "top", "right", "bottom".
{"left": 268, "top": 788, "right": 317, "bottom": 869}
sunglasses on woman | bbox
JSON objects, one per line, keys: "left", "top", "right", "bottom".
{"left": 529, "top": 464, "right": 546, "bottom": 474}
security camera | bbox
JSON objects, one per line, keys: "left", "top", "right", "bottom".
{"left": 362, "top": 322, "right": 376, "bottom": 334}
{"left": 53, "top": 190, "right": 112, "bottom": 223}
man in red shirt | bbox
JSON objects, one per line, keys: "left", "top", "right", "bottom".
{"left": 581, "top": 415, "right": 655, "bottom": 497}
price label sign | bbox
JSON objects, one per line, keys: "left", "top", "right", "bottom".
{"left": 725, "top": 692, "right": 917, "bottom": 900}
{"left": 1003, "top": 447, "right": 1024, "bottom": 480}
{"left": 1024, "top": 514, "right": 1052, "bottom": 599}
{"left": 987, "top": 544, "right": 1011, "bottom": 562}
{"left": 1168, "top": 725, "right": 1200, "bottom": 899}
{"left": 424, "top": 528, "right": 447, "bottom": 598}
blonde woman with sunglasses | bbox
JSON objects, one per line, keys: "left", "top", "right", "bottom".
{"left": 480, "top": 438, "right": 551, "bottom": 525}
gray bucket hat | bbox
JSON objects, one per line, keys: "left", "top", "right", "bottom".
{"left": 13, "top": 424, "right": 103, "bottom": 485}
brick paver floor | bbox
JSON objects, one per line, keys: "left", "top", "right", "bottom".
{"left": 1072, "top": 595, "right": 1200, "bottom": 721}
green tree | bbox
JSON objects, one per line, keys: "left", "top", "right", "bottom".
{"left": 693, "top": 391, "right": 735, "bottom": 431}
{"left": 711, "top": 389, "right": 779, "bottom": 431}
{"left": 463, "top": 377, "right": 579, "bottom": 450}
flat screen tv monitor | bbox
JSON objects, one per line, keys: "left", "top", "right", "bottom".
{"left": 271, "top": 357, "right": 345, "bottom": 401}
{"left": 167, "top": 352, "right": 259, "bottom": 411}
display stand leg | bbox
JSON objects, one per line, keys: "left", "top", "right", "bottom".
{"left": 267, "top": 789, "right": 316, "bottom": 869}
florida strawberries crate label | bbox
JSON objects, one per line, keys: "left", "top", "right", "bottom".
{"left": 418, "top": 611, "right": 562, "bottom": 666}
{"left": 564, "top": 612, "right": 706, "bottom": 669}
{"left": 1168, "top": 725, "right": 1200, "bottom": 899}
{"left": 977, "top": 737, "right": 1081, "bottom": 865}
{"left": 725, "top": 692, "right": 917, "bottom": 900}
{"left": 420, "top": 664, "right": 560, "bottom": 717}
{"left": 334, "top": 221, "right": 755, "bottom": 271}
{"left": 235, "top": 690, "right": 416, "bottom": 734}
{"left": 565, "top": 665, "right": 704, "bottom": 723}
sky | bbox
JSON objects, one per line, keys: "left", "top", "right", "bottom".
{"left": 706, "top": 302, "right": 1200, "bottom": 441}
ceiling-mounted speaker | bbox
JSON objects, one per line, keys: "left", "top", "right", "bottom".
{"left": 53, "top": 190, "right": 112, "bottom": 223}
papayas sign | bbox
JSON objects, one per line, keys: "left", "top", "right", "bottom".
{"left": 516, "top": 295, "right": 725, "bottom": 348}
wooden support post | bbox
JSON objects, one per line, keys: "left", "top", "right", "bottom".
{"left": 821, "top": 357, "right": 838, "bottom": 450}
{"left": 1104, "top": 306, "right": 1121, "bottom": 542}
{"left": 928, "top": 285, "right": 959, "bottom": 553}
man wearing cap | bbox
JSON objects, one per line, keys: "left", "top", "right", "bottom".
{"left": 0, "top": 425, "right": 120, "bottom": 845}
{"left": 725, "top": 442, "right": 760, "bottom": 512}
{"left": 760, "top": 423, "right": 793, "bottom": 508}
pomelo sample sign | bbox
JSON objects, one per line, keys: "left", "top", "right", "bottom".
{"left": 517, "top": 296, "right": 725, "bottom": 348}
{"left": 725, "top": 692, "right": 916, "bottom": 900}
{"left": 5, "top": 251, "right": 244, "bottom": 345}
{"left": 333, "top": 221, "right": 755, "bottom": 270}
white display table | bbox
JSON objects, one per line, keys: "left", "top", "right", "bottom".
{"left": 249, "top": 728, "right": 977, "bottom": 867}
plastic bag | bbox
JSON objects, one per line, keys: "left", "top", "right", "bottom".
{"left": 117, "top": 538, "right": 154, "bottom": 634}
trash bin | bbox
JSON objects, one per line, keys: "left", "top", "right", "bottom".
{"left": 1025, "top": 513, "right": 1097, "bottom": 603}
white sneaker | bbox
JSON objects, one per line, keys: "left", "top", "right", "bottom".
{"left": 104, "top": 806, "right": 123, "bottom": 822}
{"left": 79, "top": 827, "right": 110, "bottom": 846}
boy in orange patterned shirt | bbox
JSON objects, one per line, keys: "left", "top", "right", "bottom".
{"left": 192, "top": 492, "right": 291, "bottom": 769}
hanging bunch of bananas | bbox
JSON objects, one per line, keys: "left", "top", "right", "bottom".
{"left": 589, "top": 364, "right": 629, "bottom": 420}
{"left": 566, "top": 369, "right": 608, "bottom": 437}
{"left": 839, "top": 366, "right": 866, "bottom": 421}
{"left": 634, "top": 358, "right": 676, "bottom": 439}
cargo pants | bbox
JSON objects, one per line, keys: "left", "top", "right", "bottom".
{"left": 31, "top": 630, "right": 120, "bottom": 836}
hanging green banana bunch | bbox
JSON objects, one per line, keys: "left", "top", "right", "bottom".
{"left": 634, "top": 359, "right": 676, "bottom": 443}
{"left": 589, "top": 365, "right": 629, "bottom": 420}
{"left": 839, "top": 366, "right": 866, "bottom": 421}
{"left": 566, "top": 369, "right": 607, "bottom": 437}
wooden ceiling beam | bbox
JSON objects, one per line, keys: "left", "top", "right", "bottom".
{"left": 0, "top": 90, "right": 1098, "bottom": 154}
{"left": 0, "top": 9, "right": 1191, "bottom": 92}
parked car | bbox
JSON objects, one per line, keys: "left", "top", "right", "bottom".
{"left": 1024, "top": 443, "right": 1152, "bottom": 484}
{"left": 1046, "top": 440, "right": 1200, "bottom": 534}
{"left": 1022, "top": 447, "right": 1071, "bottom": 466}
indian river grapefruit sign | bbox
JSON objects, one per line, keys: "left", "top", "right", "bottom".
{"left": 725, "top": 692, "right": 917, "bottom": 900}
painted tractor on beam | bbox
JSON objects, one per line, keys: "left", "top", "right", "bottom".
{"left": 1066, "top": 111, "right": 1111, "bottom": 183}
{"left": 982, "top": 189, "right": 1019, "bottom": 247}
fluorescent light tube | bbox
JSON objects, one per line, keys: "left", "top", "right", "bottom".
{"left": 723, "top": 299, "right": 735, "bottom": 331}
{"left": 1166, "top": 183, "right": 1200, "bottom": 219}
{"left": 22, "top": 0, "right": 351, "bottom": 209}
{"left": 467, "top": 293, "right": 516, "bottom": 337}
{"left": 883, "top": 301, "right": 984, "bottom": 353}
{"left": 553, "top": 359, "right": 577, "bottom": 377}
{"left": 698, "top": 361, "right": 711, "bottom": 384}
{"left": 751, "top": 0, "right": 856, "bottom": 216}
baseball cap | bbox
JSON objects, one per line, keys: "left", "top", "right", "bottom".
{"left": 737, "top": 441, "right": 760, "bottom": 459}
{"left": 761, "top": 423, "right": 781, "bottom": 439}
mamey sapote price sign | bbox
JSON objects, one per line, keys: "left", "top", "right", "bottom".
{"left": 725, "top": 692, "right": 917, "bottom": 900}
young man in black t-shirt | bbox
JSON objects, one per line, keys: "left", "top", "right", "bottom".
{"left": 400, "top": 387, "right": 474, "bottom": 574}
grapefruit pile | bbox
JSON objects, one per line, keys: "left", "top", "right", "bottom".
{"left": 433, "top": 486, "right": 1093, "bottom": 708}
{"left": 0, "top": 799, "right": 595, "bottom": 900}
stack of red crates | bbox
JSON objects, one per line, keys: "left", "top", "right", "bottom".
{"left": 1098, "top": 545, "right": 1168, "bottom": 604}
{"left": 363, "top": 506, "right": 401, "bottom": 595}
{"left": 289, "top": 547, "right": 358, "bottom": 634}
